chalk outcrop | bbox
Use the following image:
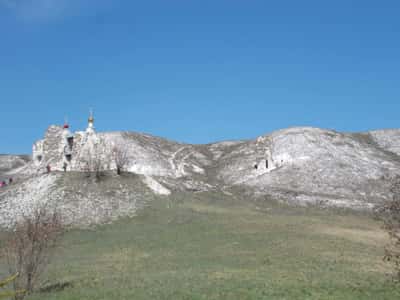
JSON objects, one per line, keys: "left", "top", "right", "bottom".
{"left": 1, "top": 125, "right": 400, "bottom": 227}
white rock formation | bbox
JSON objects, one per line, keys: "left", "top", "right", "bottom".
{"left": 2, "top": 125, "right": 400, "bottom": 227}
{"left": 142, "top": 175, "right": 171, "bottom": 195}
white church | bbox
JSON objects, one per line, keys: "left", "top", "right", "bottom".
{"left": 32, "top": 111, "right": 106, "bottom": 172}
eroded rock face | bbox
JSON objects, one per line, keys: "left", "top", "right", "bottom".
{"left": 31, "top": 128, "right": 211, "bottom": 178}
{"left": 0, "top": 154, "right": 30, "bottom": 179}
{"left": 0, "top": 172, "right": 152, "bottom": 228}
{"left": 369, "top": 129, "right": 400, "bottom": 156}
{"left": 223, "top": 128, "right": 400, "bottom": 209}
{"left": 1, "top": 126, "right": 400, "bottom": 227}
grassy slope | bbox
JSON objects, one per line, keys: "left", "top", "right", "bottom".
{"left": 3, "top": 193, "right": 400, "bottom": 300}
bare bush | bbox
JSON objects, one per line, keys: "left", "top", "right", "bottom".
{"left": 380, "top": 175, "right": 400, "bottom": 281}
{"left": 112, "top": 143, "right": 130, "bottom": 175}
{"left": 2, "top": 206, "right": 64, "bottom": 299}
{"left": 86, "top": 151, "right": 106, "bottom": 180}
{"left": 79, "top": 136, "right": 111, "bottom": 180}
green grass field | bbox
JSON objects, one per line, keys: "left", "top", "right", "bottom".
{"left": 2, "top": 193, "right": 400, "bottom": 300}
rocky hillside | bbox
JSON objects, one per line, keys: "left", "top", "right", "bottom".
{"left": 0, "top": 154, "right": 30, "bottom": 179}
{"left": 1, "top": 126, "right": 399, "bottom": 227}
{"left": 215, "top": 128, "right": 400, "bottom": 209}
{"left": 0, "top": 172, "right": 153, "bottom": 228}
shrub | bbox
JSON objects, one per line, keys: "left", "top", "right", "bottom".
{"left": 2, "top": 205, "right": 64, "bottom": 299}
{"left": 380, "top": 176, "right": 400, "bottom": 281}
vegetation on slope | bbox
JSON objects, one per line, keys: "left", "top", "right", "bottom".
{"left": 1, "top": 192, "right": 399, "bottom": 300}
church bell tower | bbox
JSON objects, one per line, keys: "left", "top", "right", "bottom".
{"left": 86, "top": 109, "right": 95, "bottom": 134}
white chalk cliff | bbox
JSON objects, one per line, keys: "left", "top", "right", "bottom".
{"left": 1, "top": 119, "right": 400, "bottom": 227}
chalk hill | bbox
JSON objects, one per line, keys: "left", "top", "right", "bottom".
{"left": 1, "top": 126, "right": 399, "bottom": 227}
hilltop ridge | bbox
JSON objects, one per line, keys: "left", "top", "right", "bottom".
{"left": 1, "top": 124, "right": 400, "bottom": 227}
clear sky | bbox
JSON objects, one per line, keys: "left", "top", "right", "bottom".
{"left": 1, "top": 0, "right": 399, "bottom": 154}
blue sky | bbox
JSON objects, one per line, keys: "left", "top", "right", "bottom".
{"left": 0, "top": 0, "right": 399, "bottom": 154}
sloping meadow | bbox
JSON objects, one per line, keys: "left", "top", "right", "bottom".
{"left": 2, "top": 192, "right": 396, "bottom": 300}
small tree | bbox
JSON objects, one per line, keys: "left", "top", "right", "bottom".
{"left": 91, "top": 149, "right": 107, "bottom": 180}
{"left": 79, "top": 136, "right": 111, "bottom": 180}
{"left": 112, "top": 143, "right": 130, "bottom": 175}
{"left": 380, "top": 175, "right": 400, "bottom": 281}
{"left": 2, "top": 205, "right": 64, "bottom": 299}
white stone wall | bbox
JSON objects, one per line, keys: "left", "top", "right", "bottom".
{"left": 32, "top": 140, "right": 44, "bottom": 166}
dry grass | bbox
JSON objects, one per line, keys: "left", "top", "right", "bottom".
{"left": 3, "top": 193, "right": 399, "bottom": 300}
